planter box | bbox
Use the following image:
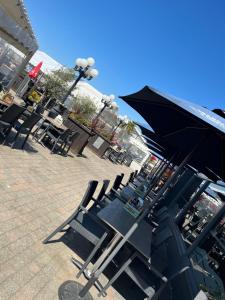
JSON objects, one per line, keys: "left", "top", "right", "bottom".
{"left": 63, "top": 117, "right": 93, "bottom": 155}
{"left": 88, "top": 133, "right": 112, "bottom": 158}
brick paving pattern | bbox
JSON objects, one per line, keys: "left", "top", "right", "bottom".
{"left": 0, "top": 139, "right": 130, "bottom": 300}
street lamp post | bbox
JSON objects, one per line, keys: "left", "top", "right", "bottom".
{"left": 62, "top": 57, "right": 98, "bottom": 103}
{"left": 91, "top": 94, "right": 117, "bottom": 129}
{"left": 112, "top": 115, "right": 129, "bottom": 133}
{"left": 110, "top": 115, "right": 128, "bottom": 143}
{"left": 95, "top": 94, "right": 116, "bottom": 119}
{"left": 77, "top": 94, "right": 117, "bottom": 157}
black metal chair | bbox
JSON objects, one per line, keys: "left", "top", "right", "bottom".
{"left": 43, "top": 180, "right": 111, "bottom": 284}
{"left": 32, "top": 118, "right": 50, "bottom": 141}
{"left": 7, "top": 112, "right": 42, "bottom": 149}
{"left": 120, "top": 171, "right": 135, "bottom": 188}
{"left": 98, "top": 214, "right": 199, "bottom": 300}
{"left": 43, "top": 180, "right": 99, "bottom": 243}
{"left": 0, "top": 104, "right": 25, "bottom": 140}
{"left": 42, "top": 127, "right": 72, "bottom": 154}
{"left": 95, "top": 180, "right": 110, "bottom": 203}
{"left": 60, "top": 131, "right": 80, "bottom": 156}
{"left": 96, "top": 174, "right": 126, "bottom": 206}
{"left": 89, "top": 179, "right": 111, "bottom": 213}
{"left": 111, "top": 173, "right": 124, "bottom": 191}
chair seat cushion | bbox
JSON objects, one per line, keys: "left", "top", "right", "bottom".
{"left": 69, "top": 211, "right": 106, "bottom": 245}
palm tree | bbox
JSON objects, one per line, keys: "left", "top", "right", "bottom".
{"left": 121, "top": 120, "right": 135, "bottom": 135}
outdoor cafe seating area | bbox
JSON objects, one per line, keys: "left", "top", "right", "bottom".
{"left": 41, "top": 86, "right": 225, "bottom": 299}
{"left": 1, "top": 86, "right": 225, "bottom": 299}
{"left": 0, "top": 98, "right": 80, "bottom": 155}
{"left": 43, "top": 167, "right": 225, "bottom": 299}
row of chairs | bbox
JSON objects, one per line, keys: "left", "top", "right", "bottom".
{"left": 0, "top": 103, "right": 42, "bottom": 149}
{"left": 0, "top": 103, "right": 78, "bottom": 154}
{"left": 33, "top": 121, "right": 79, "bottom": 155}
{"left": 43, "top": 170, "right": 199, "bottom": 299}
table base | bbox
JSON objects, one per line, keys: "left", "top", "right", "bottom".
{"left": 71, "top": 257, "right": 107, "bottom": 297}
{"left": 58, "top": 280, "right": 94, "bottom": 300}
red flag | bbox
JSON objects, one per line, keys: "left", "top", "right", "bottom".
{"left": 28, "top": 61, "right": 43, "bottom": 79}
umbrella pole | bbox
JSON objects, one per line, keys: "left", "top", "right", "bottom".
{"left": 148, "top": 154, "right": 176, "bottom": 191}
{"left": 148, "top": 158, "right": 165, "bottom": 179}
{"left": 148, "top": 159, "right": 167, "bottom": 185}
{"left": 149, "top": 152, "right": 192, "bottom": 208}
{"left": 150, "top": 133, "right": 210, "bottom": 207}
{"left": 187, "top": 203, "right": 225, "bottom": 256}
{"left": 175, "top": 180, "right": 210, "bottom": 226}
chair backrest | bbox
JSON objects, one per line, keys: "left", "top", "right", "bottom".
{"left": 112, "top": 174, "right": 124, "bottom": 190}
{"left": 134, "top": 170, "right": 138, "bottom": 177}
{"left": 80, "top": 180, "right": 98, "bottom": 208}
{"left": 155, "top": 216, "right": 199, "bottom": 300}
{"left": 60, "top": 129, "right": 72, "bottom": 140}
{"left": 96, "top": 180, "right": 110, "bottom": 202}
{"left": 158, "top": 168, "right": 201, "bottom": 211}
{"left": 0, "top": 104, "right": 25, "bottom": 124}
{"left": 20, "top": 112, "right": 42, "bottom": 130}
{"left": 127, "top": 172, "right": 135, "bottom": 184}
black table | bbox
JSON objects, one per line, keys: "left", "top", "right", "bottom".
{"left": 98, "top": 198, "right": 152, "bottom": 258}
{"left": 78, "top": 195, "right": 154, "bottom": 298}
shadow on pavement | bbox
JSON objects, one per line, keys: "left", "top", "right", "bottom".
{"left": 1, "top": 131, "right": 38, "bottom": 153}
{"left": 56, "top": 230, "right": 147, "bottom": 300}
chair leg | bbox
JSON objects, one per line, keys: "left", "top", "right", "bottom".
{"left": 57, "top": 141, "right": 64, "bottom": 154}
{"left": 50, "top": 137, "right": 60, "bottom": 154}
{"left": 98, "top": 253, "right": 135, "bottom": 297}
{"left": 11, "top": 131, "right": 20, "bottom": 148}
{"left": 22, "top": 132, "right": 31, "bottom": 149}
{"left": 3, "top": 125, "right": 12, "bottom": 144}
{"left": 37, "top": 124, "right": 50, "bottom": 143}
{"left": 65, "top": 143, "right": 72, "bottom": 156}
{"left": 42, "top": 210, "right": 78, "bottom": 244}
{"left": 79, "top": 275, "right": 99, "bottom": 298}
{"left": 75, "top": 232, "right": 108, "bottom": 278}
{"left": 32, "top": 126, "right": 40, "bottom": 140}
{"left": 60, "top": 142, "right": 67, "bottom": 155}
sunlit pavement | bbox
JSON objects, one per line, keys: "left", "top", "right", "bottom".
{"left": 0, "top": 139, "right": 130, "bottom": 300}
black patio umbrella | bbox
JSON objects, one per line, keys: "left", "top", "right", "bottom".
{"left": 135, "top": 123, "right": 178, "bottom": 160}
{"left": 121, "top": 86, "right": 225, "bottom": 181}
{"left": 213, "top": 108, "right": 225, "bottom": 119}
{"left": 136, "top": 125, "right": 166, "bottom": 151}
{"left": 145, "top": 141, "right": 163, "bottom": 155}
{"left": 137, "top": 122, "right": 221, "bottom": 181}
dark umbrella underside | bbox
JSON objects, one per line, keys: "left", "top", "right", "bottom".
{"left": 121, "top": 86, "right": 225, "bottom": 181}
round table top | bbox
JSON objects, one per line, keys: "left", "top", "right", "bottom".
{"left": 58, "top": 281, "right": 93, "bottom": 300}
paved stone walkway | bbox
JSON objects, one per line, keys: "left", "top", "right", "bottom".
{"left": 0, "top": 138, "right": 131, "bottom": 300}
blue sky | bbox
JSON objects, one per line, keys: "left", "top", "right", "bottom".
{"left": 25, "top": 0, "right": 225, "bottom": 124}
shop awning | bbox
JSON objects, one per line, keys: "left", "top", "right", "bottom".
{"left": 0, "top": 0, "right": 38, "bottom": 54}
